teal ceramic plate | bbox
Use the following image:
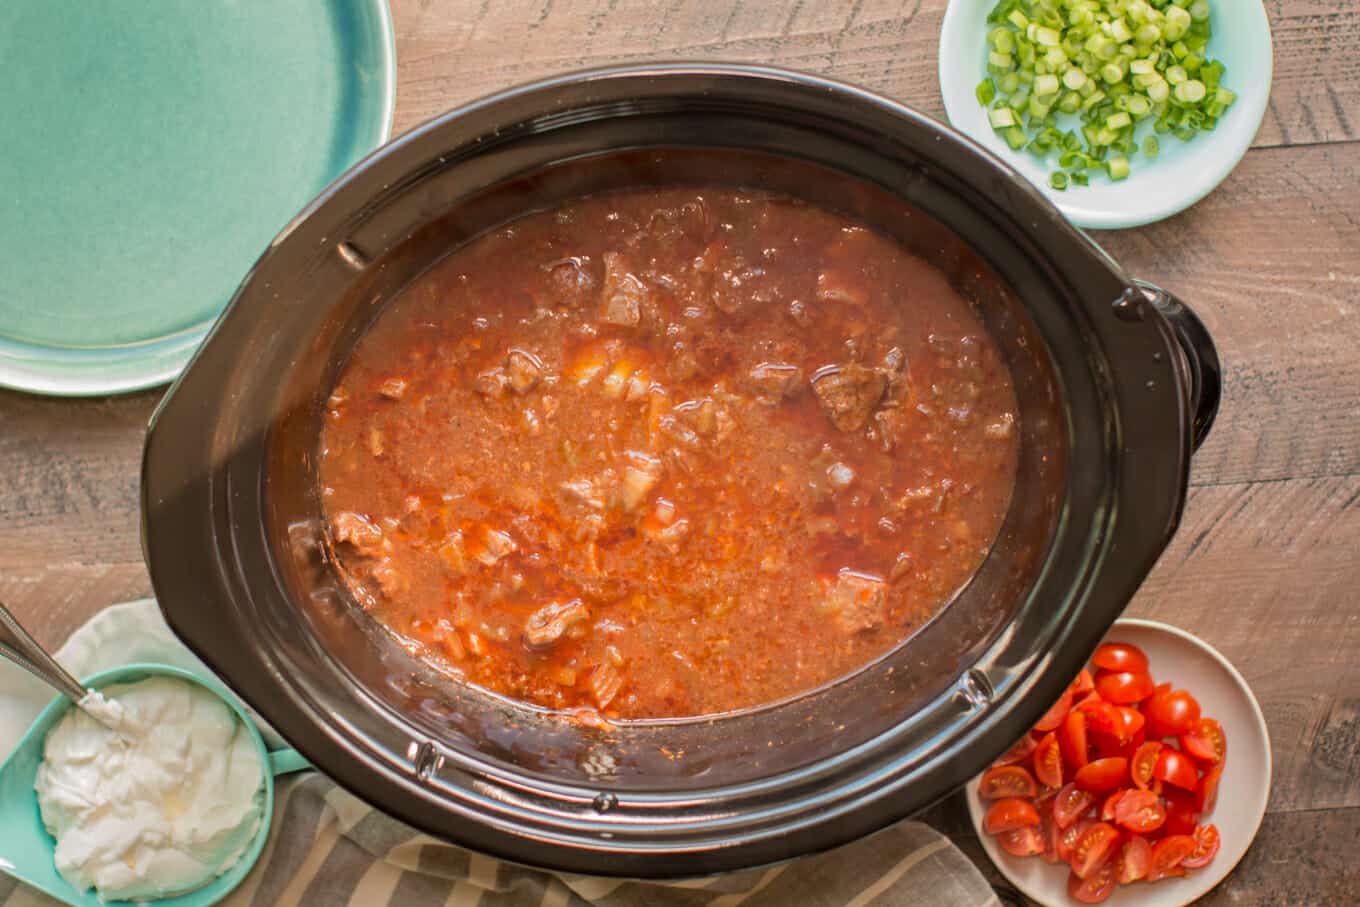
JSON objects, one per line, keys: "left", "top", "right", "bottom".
{"left": 939, "top": 0, "right": 1272, "bottom": 229}
{"left": 0, "top": 0, "right": 395, "bottom": 396}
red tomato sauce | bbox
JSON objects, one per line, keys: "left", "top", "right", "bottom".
{"left": 319, "top": 187, "right": 1018, "bottom": 719}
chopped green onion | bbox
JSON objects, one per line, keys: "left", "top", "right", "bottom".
{"left": 1106, "top": 111, "right": 1133, "bottom": 130}
{"left": 1034, "top": 26, "right": 1062, "bottom": 47}
{"left": 1062, "top": 67, "right": 1088, "bottom": 90}
{"left": 1175, "top": 79, "right": 1207, "bottom": 103}
{"left": 976, "top": 0, "right": 1237, "bottom": 187}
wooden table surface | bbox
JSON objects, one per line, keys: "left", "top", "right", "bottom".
{"left": 2, "top": 1, "right": 1356, "bottom": 902}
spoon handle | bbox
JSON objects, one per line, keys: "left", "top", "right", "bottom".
{"left": 0, "top": 600, "right": 89, "bottom": 703}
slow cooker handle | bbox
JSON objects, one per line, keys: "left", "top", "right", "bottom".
{"left": 1137, "top": 281, "right": 1221, "bottom": 452}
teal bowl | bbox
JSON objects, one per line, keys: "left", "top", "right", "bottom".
{"left": 0, "top": 664, "right": 309, "bottom": 907}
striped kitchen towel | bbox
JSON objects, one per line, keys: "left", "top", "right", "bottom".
{"left": 0, "top": 773, "right": 1001, "bottom": 907}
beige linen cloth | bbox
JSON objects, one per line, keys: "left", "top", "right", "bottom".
{"left": 0, "top": 601, "right": 1002, "bottom": 907}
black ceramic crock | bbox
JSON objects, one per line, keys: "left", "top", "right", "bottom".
{"left": 141, "top": 64, "right": 1220, "bottom": 877}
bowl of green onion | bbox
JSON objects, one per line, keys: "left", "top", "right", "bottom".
{"left": 939, "top": 0, "right": 1272, "bottom": 229}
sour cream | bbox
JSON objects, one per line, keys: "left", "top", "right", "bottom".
{"left": 35, "top": 676, "right": 265, "bottom": 901}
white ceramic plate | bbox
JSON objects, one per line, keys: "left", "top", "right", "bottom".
{"left": 938, "top": 0, "right": 1273, "bottom": 229}
{"left": 966, "top": 618, "right": 1271, "bottom": 906}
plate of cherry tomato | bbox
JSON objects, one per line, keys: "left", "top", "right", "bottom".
{"left": 966, "top": 618, "right": 1271, "bottom": 905}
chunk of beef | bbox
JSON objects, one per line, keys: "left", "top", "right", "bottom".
{"left": 474, "top": 367, "right": 509, "bottom": 398}
{"left": 331, "top": 511, "right": 388, "bottom": 559}
{"left": 475, "top": 529, "right": 518, "bottom": 566}
{"left": 523, "top": 599, "right": 591, "bottom": 649}
{"left": 601, "top": 251, "right": 646, "bottom": 326}
{"left": 505, "top": 349, "right": 544, "bottom": 394}
{"left": 618, "top": 451, "right": 662, "bottom": 511}
{"left": 815, "top": 265, "right": 869, "bottom": 305}
{"left": 745, "top": 362, "right": 803, "bottom": 403}
{"left": 821, "top": 571, "right": 887, "bottom": 634}
{"left": 559, "top": 477, "right": 607, "bottom": 511}
{"left": 545, "top": 256, "right": 597, "bottom": 305}
{"left": 811, "top": 364, "right": 887, "bottom": 431}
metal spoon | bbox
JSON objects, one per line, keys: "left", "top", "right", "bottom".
{"left": 0, "top": 600, "right": 122, "bottom": 731}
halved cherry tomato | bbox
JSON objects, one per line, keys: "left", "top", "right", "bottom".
{"left": 1041, "top": 815, "right": 1063, "bottom": 864}
{"left": 1073, "top": 690, "right": 1104, "bottom": 713}
{"left": 1070, "top": 668, "right": 1095, "bottom": 696}
{"left": 1075, "top": 757, "right": 1129, "bottom": 793}
{"left": 984, "top": 797, "right": 1041, "bottom": 835}
{"left": 979, "top": 765, "right": 1039, "bottom": 799}
{"left": 992, "top": 733, "right": 1039, "bottom": 768}
{"left": 1116, "top": 834, "right": 1151, "bottom": 884}
{"left": 1114, "top": 788, "right": 1167, "bottom": 834}
{"left": 1034, "top": 690, "right": 1074, "bottom": 732}
{"left": 1181, "top": 717, "right": 1226, "bottom": 764}
{"left": 1131, "top": 740, "right": 1163, "bottom": 789}
{"left": 1082, "top": 701, "right": 1121, "bottom": 738}
{"left": 1069, "top": 821, "right": 1121, "bottom": 880}
{"left": 1093, "top": 726, "right": 1146, "bottom": 762}
{"left": 1068, "top": 861, "right": 1117, "bottom": 903}
{"left": 1147, "top": 834, "right": 1196, "bottom": 881}
{"left": 998, "top": 824, "right": 1046, "bottom": 857}
{"left": 1155, "top": 748, "right": 1200, "bottom": 790}
{"left": 1095, "top": 670, "right": 1155, "bottom": 704}
{"left": 1034, "top": 732, "right": 1063, "bottom": 789}
{"left": 1060, "top": 710, "right": 1089, "bottom": 772}
{"left": 1198, "top": 761, "right": 1223, "bottom": 814}
{"left": 1114, "top": 706, "right": 1145, "bottom": 741}
{"left": 1145, "top": 687, "right": 1202, "bottom": 738}
{"left": 1054, "top": 782, "right": 1096, "bottom": 829}
{"left": 1163, "top": 787, "right": 1201, "bottom": 836}
{"left": 1099, "top": 789, "right": 1124, "bottom": 822}
{"left": 1089, "top": 706, "right": 1146, "bottom": 755}
{"left": 1182, "top": 823, "right": 1221, "bottom": 868}
{"left": 1092, "top": 642, "right": 1149, "bottom": 674}
{"left": 1057, "top": 817, "right": 1094, "bottom": 862}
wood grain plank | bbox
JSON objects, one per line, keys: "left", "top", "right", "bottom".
{"left": 387, "top": 0, "right": 1360, "bottom": 153}
{"left": 1094, "top": 141, "right": 1360, "bottom": 487}
{"left": 0, "top": 389, "right": 158, "bottom": 570}
{"left": 0, "top": 563, "right": 151, "bottom": 651}
{"left": 1258, "top": 0, "right": 1360, "bottom": 148}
